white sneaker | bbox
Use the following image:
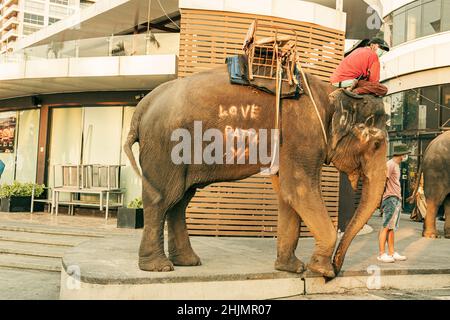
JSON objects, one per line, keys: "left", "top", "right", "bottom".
{"left": 392, "top": 252, "right": 407, "bottom": 261}
{"left": 377, "top": 253, "right": 395, "bottom": 263}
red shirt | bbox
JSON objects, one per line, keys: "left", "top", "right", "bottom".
{"left": 330, "top": 47, "right": 380, "bottom": 84}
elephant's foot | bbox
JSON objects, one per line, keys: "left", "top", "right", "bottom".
{"left": 307, "top": 254, "right": 335, "bottom": 278}
{"left": 139, "top": 254, "right": 174, "bottom": 272}
{"left": 444, "top": 230, "right": 450, "bottom": 239}
{"left": 169, "top": 248, "right": 202, "bottom": 266}
{"left": 274, "top": 256, "right": 305, "bottom": 273}
{"left": 422, "top": 230, "right": 440, "bottom": 239}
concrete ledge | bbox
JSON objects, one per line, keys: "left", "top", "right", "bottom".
{"left": 59, "top": 216, "right": 450, "bottom": 299}
{"left": 305, "top": 274, "right": 450, "bottom": 295}
{"left": 60, "top": 235, "right": 306, "bottom": 299}
{"left": 60, "top": 269, "right": 305, "bottom": 299}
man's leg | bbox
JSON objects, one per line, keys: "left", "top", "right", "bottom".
{"left": 387, "top": 229, "right": 395, "bottom": 256}
{"left": 378, "top": 227, "right": 389, "bottom": 256}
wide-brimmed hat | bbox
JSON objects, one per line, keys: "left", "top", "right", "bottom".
{"left": 368, "top": 37, "right": 390, "bottom": 52}
{"left": 393, "top": 144, "right": 411, "bottom": 156}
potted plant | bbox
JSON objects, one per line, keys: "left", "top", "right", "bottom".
{"left": 0, "top": 181, "right": 45, "bottom": 212}
{"left": 117, "top": 197, "right": 144, "bottom": 229}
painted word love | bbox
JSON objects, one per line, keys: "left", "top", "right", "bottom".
{"left": 218, "top": 104, "right": 260, "bottom": 120}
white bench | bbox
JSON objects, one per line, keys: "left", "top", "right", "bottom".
{"left": 52, "top": 187, "right": 124, "bottom": 220}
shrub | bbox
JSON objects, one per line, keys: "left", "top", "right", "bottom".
{"left": 0, "top": 181, "right": 45, "bottom": 199}
{"left": 128, "top": 197, "right": 143, "bottom": 209}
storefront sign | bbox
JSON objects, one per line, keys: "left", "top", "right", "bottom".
{"left": 0, "top": 112, "right": 17, "bottom": 153}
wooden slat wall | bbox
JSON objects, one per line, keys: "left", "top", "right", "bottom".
{"left": 179, "top": 9, "right": 344, "bottom": 81}
{"left": 179, "top": 8, "right": 344, "bottom": 237}
{"left": 186, "top": 166, "right": 340, "bottom": 238}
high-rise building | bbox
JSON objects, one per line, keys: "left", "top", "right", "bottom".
{"left": 0, "top": 0, "right": 84, "bottom": 54}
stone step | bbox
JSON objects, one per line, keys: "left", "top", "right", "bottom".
{"left": 0, "top": 223, "right": 106, "bottom": 238}
{"left": 0, "top": 240, "right": 67, "bottom": 258}
{"left": 0, "top": 253, "right": 61, "bottom": 272}
{"left": 0, "top": 267, "right": 61, "bottom": 300}
{"left": 0, "top": 230, "right": 94, "bottom": 247}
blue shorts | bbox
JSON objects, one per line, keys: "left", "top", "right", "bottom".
{"left": 381, "top": 196, "right": 402, "bottom": 230}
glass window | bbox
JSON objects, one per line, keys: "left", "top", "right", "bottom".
{"left": 443, "top": 0, "right": 450, "bottom": 32}
{"left": 404, "top": 90, "right": 420, "bottom": 130}
{"left": 23, "top": 13, "right": 44, "bottom": 25}
{"left": 389, "top": 92, "right": 404, "bottom": 131}
{"left": 49, "top": 5, "right": 74, "bottom": 17}
{"left": 441, "top": 84, "right": 450, "bottom": 128}
{"left": 23, "top": 25, "right": 41, "bottom": 35}
{"left": 392, "top": 12, "right": 406, "bottom": 46}
{"left": 406, "top": 4, "right": 421, "bottom": 41}
{"left": 120, "top": 107, "right": 141, "bottom": 205}
{"left": 24, "top": 1, "right": 45, "bottom": 14}
{"left": 0, "top": 111, "right": 18, "bottom": 184}
{"left": 15, "top": 110, "right": 40, "bottom": 183}
{"left": 82, "top": 107, "right": 123, "bottom": 165}
{"left": 48, "top": 17, "right": 60, "bottom": 25}
{"left": 422, "top": 0, "right": 441, "bottom": 36}
{"left": 420, "top": 86, "right": 439, "bottom": 129}
{"left": 48, "top": 107, "right": 83, "bottom": 189}
{"left": 50, "top": 0, "right": 69, "bottom": 5}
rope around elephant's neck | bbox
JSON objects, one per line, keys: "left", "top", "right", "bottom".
{"left": 297, "top": 62, "right": 328, "bottom": 146}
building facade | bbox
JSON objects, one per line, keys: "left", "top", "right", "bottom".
{"left": 380, "top": 0, "right": 450, "bottom": 210}
{"left": 0, "top": 0, "right": 180, "bottom": 207}
{"left": 0, "top": 0, "right": 92, "bottom": 54}
{"left": 0, "top": 0, "right": 393, "bottom": 235}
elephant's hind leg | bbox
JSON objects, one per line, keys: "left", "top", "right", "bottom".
{"left": 272, "top": 176, "right": 305, "bottom": 273}
{"left": 423, "top": 200, "right": 439, "bottom": 238}
{"left": 139, "top": 192, "right": 175, "bottom": 272}
{"left": 167, "top": 188, "right": 201, "bottom": 266}
{"left": 444, "top": 196, "right": 450, "bottom": 239}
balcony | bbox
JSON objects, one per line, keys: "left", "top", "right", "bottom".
{"left": 6, "top": 40, "right": 16, "bottom": 50}
{"left": 0, "top": 33, "right": 179, "bottom": 99}
{"left": 21, "top": 33, "right": 179, "bottom": 59}
{"left": 1, "top": 0, "right": 18, "bottom": 9}
{"left": 1, "top": 16, "right": 19, "bottom": 32}
{"left": 2, "top": 4, "right": 19, "bottom": 20}
{"left": 1, "top": 28, "right": 18, "bottom": 42}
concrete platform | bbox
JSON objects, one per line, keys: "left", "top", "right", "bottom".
{"left": 60, "top": 216, "right": 450, "bottom": 299}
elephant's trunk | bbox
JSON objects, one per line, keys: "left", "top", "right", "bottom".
{"left": 332, "top": 164, "right": 386, "bottom": 275}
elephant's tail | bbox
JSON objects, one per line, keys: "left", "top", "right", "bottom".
{"left": 124, "top": 107, "right": 162, "bottom": 205}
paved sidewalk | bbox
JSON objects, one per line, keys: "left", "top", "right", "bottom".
{"left": 0, "top": 211, "right": 137, "bottom": 300}
{"left": 0, "top": 211, "right": 449, "bottom": 299}
{"left": 60, "top": 213, "right": 450, "bottom": 298}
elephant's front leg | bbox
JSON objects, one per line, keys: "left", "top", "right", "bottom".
{"left": 284, "top": 177, "right": 337, "bottom": 278}
{"left": 272, "top": 176, "right": 305, "bottom": 273}
{"left": 167, "top": 188, "right": 202, "bottom": 266}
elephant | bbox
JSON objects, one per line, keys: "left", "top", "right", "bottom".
{"left": 124, "top": 65, "right": 388, "bottom": 279}
{"left": 409, "top": 131, "right": 450, "bottom": 238}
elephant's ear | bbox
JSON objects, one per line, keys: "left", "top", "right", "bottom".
{"left": 329, "top": 90, "right": 355, "bottom": 150}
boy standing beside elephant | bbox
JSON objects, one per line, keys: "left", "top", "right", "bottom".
{"left": 377, "top": 144, "right": 409, "bottom": 263}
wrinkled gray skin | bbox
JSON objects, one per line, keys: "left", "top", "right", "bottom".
{"left": 411, "top": 131, "right": 450, "bottom": 238}
{"left": 124, "top": 66, "right": 388, "bottom": 279}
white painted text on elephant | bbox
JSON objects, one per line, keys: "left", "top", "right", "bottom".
{"left": 170, "top": 121, "right": 279, "bottom": 168}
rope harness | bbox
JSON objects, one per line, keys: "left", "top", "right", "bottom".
{"left": 296, "top": 62, "right": 329, "bottom": 146}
